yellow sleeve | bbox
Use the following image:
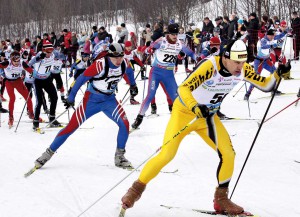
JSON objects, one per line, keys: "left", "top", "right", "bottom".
{"left": 178, "top": 59, "right": 215, "bottom": 110}
{"left": 243, "top": 63, "right": 280, "bottom": 92}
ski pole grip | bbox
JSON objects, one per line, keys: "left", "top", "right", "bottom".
{"left": 297, "top": 87, "right": 300, "bottom": 98}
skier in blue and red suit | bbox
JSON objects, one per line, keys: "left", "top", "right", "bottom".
{"left": 131, "top": 23, "right": 198, "bottom": 129}
{"left": 33, "top": 43, "right": 139, "bottom": 170}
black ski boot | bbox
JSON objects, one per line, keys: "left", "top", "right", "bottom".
{"left": 131, "top": 115, "right": 144, "bottom": 129}
{"left": 0, "top": 102, "right": 8, "bottom": 113}
{"left": 151, "top": 103, "right": 157, "bottom": 114}
{"left": 33, "top": 119, "right": 39, "bottom": 130}
{"left": 217, "top": 110, "right": 227, "bottom": 120}
{"left": 49, "top": 116, "right": 62, "bottom": 128}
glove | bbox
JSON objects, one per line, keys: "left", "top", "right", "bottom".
{"left": 192, "top": 104, "right": 209, "bottom": 118}
{"left": 277, "top": 60, "right": 291, "bottom": 77}
{"left": 39, "top": 52, "right": 46, "bottom": 59}
{"left": 210, "top": 47, "right": 218, "bottom": 54}
{"left": 64, "top": 99, "right": 75, "bottom": 109}
{"left": 140, "top": 66, "right": 146, "bottom": 72}
{"left": 130, "top": 85, "right": 138, "bottom": 97}
{"left": 69, "top": 72, "right": 73, "bottom": 78}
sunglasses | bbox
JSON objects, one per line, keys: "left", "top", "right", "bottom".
{"left": 109, "top": 51, "right": 124, "bottom": 57}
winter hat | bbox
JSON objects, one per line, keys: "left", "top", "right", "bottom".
{"left": 267, "top": 29, "right": 276, "bottom": 36}
{"left": 99, "top": 26, "right": 105, "bottom": 31}
{"left": 121, "top": 23, "right": 126, "bottom": 27}
{"left": 240, "top": 25, "right": 247, "bottom": 32}
{"left": 130, "top": 32, "right": 135, "bottom": 36}
{"left": 249, "top": 12, "right": 257, "bottom": 18}
{"left": 210, "top": 37, "right": 221, "bottom": 46}
{"left": 124, "top": 41, "right": 132, "bottom": 47}
{"left": 25, "top": 42, "right": 31, "bottom": 47}
{"left": 224, "top": 39, "right": 247, "bottom": 62}
{"left": 280, "top": 20, "right": 287, "bottom": 27}
{"left": 238, "top": 19, "right": 244, "bottom": 25}
{"left": 108, "top": 43, "right": 124, "bottom": 57}
{"left": 213, "top": 27, "right": 221, "bottom": 33}
{"left": 274, "top": 20, "right": 280, "bottom": 25}
{"left": 10, "top": 51, "right": 21, "bottom": 61}
{"left": 0, "top": 52, "right": 5, "bottom": 57}
{"left": 43, "top": 41, "right": 54, "bottom": 52}
{"left": 167, "top": 24, "right": 179, "bottom": 34}
{"left": 81, "top": 53, "right": 90, "bottom": 57}
{"left": 63, "top": 29, "right": 68, "bottom": 33}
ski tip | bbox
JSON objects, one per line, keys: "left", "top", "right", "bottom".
{"left": 118, "top": 207, "right": 126, "bottom": 217}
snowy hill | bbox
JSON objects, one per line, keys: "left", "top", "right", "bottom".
{"left": 0, "top": 58, "right": 300, "bottom": 217}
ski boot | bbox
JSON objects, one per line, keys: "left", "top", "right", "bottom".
{"left": 0, "top": 102, "right": 8, "bottom": 113}
{"left": 217, "top": 110, "right": 227, "bottom": 120}
{"left": 115, "top": 148, "right": 133, "bottom": 169}
{"left": 130, "top": 97, "right": 140, "bottom": 105}
{"left": 272, "top": 90, "right": 282, "bottom": 96}
{"left": 121, "top": 180, "right": 146, "bottom": 209}
{"left": 8, "top": 115, "right": 13, "bottom": 129}
{"left": 49, "top": 116, "right": 62, "bottom": 128}
{"left": 131, "top": 114, "right": 144, "bottom": 129}
{"left": 213, "top": 187, "right": 244, "bottom": 215}
{"left": 151, "top": 103, "right": 157, "bottom": 114}
{"left": 34, "top": 148, "right": 55, "bottom": 169}
{"left": 33, "top": 119, "right": 39, "bottom": 130}
{"left": 141, "top": 71, "right": 148, "bottom": 80}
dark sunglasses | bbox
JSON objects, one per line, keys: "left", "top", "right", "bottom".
{"left": 109, "top": 51, "right": 124, "bottom": 57}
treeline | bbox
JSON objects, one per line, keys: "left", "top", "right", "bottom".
{"left": 0, "top": 0, "right": 300, "bottom": 40}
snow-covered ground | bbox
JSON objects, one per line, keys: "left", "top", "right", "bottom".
{"left": 1, "top": 58, "right": 300, "bottom": 217}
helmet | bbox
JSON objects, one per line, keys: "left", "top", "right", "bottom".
{"left": 108, "top": 43, "right": 124, "bottom": 57}
{"left": 224, "top": 40, "right": 247, "bottom": 62}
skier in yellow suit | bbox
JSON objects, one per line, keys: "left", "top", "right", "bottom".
{"left": 121, "top": 39, "right": 291, "bottom": 215}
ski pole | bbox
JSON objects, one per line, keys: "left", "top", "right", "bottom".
{"left": 14, "top": 88, "right": 33, "bottom": 133}
{"left": 295, "top": 87, "right": 300, "bottom": 107}
{"left": 76, "top": 117, "right": 198, "bottom": 217}
{"left": 230, "top": 77, "right": 282, "bottom": 199}
{"left": 232, "top": 82, "right": 245, "bottom": 97}
{"left": 65, "top": 59, "right": 70, "bottom": 121}
{"left": 244, "top": 83, "right": 251, "bottom": 117}
{"left": 261, "top": 97, "right": 300, "bottom": 124}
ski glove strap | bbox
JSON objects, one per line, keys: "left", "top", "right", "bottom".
{"left": 192, "top": 104, "right": 209, "bottom": 118}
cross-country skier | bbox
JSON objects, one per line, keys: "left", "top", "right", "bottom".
{"left": 121, "top": 39, "right": 291, "bottom": 215}
{"left": 244, "top": 25, "right": 287, "bottom": 100}
{"left": 32, "top": 43, "right": 138, "bottom": 170}
{"left": 131, "top": 24, "right": 198, "bottom": 129}
{"left": 0, "top": 51, "right": 35, "bottom": 128}
{"left": 29, "top": 41, "right": 66, "bottom": 130}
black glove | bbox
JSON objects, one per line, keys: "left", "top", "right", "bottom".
{"left": 297, "top": 87, "right": 300, "bottom": 98}
{"left": 210, "top": 47, "right": 218, "bottom": 54}
{"left": 141, "top": 66, "right": 146, "bottom": 72}
{"left": 192, "top": 104, "right": 209, "bottom": 118}
{"left": 130, "top": 85, "right": 138, "bottom": 97}
{"left": 277, "top": 60, "right": 291, "bottom": 77}
{"left": 39, "top": 52, "right": 46, "bottom": 59}
{"left": 64, "top": 99, "right": 75, "bottom": 109}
